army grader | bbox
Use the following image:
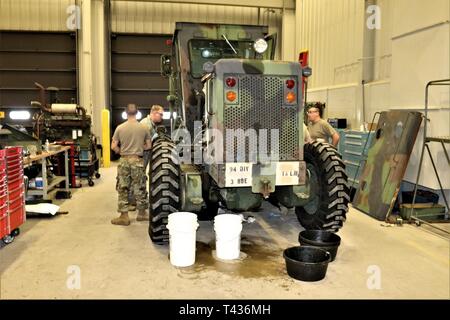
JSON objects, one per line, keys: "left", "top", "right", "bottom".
{"left": 149, "top": 22, "right": 349, "bottom": 244}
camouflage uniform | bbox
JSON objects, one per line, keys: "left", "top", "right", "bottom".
{"left": 112, "top": 117, "right": 150, "bottom": 219}
{"left": 117, "top": 156, "right": 148, "bottom": 212}
{"left": 140, "top": 115, "right": 158, "bottom": 171}
{"left": 126, "top": 116, "right": 158, "bottom": 209}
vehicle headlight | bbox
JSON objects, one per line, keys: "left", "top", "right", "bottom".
{"left": 202, "top": 61, "right": 215, "bottom": 73}
{"left": 201, "top": 49, "right": 211, "bottom": 58}
{"left": 253, "top": 38, "right": 268, "bottom": 54}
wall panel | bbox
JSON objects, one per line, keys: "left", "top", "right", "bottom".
{"left": 296, "top": 0, "right": 364, "bottom": 88}
{"left": 0, "top": 0, "right": 74, "bottom": 31}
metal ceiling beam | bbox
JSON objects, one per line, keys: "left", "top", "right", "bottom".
{"left": 111, "top": 0, "right": 295, "bottom": 10}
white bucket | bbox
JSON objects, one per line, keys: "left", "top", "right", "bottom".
{"left": 214, "top": 214, "right": 243, "bottom": 260}
{"left": 167, "top": 212, "right": 199, "bottom": 267}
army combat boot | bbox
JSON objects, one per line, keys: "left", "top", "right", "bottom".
{"left": 137, "top": 209, "right": 149, "bottom": 221}
{"left": 128, "top": 199, "right": 137, "bottom": 211}
{"left": 111, "top": 212, "right": 130, "bottom": 226}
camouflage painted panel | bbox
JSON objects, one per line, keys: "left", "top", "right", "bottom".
{"left": 353, "top": 111, "right": 422, "bottom": 220}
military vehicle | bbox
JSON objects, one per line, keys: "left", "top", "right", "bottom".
{"left": 149, "top": 22, "right": 349, "bottom": 244}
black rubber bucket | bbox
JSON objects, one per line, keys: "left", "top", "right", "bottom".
{"left": 298, "top": 230, "right": 341, "bottom": 262}
{"left": 283, "top": 246, "right": 331, "bottom": 282}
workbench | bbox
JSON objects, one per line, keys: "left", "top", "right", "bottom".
{"left": 23, "top": 146, "right": 70, "bottom": 200}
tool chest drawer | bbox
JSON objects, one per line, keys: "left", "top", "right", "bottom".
{"left": 338, "top": 130, "right": 375, "bottom": 189}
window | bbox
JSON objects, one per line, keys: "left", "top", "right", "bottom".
{"left": 121, "top": 111, "right": 142, "bottom": 120}
{"left": 163, "top": 111, "right": 176, "bottom": 120}
{"left": 188, "top": 39, "right": 259, "bottom": 78}
{"left": 9, "top": 110, "right": 31, "bottom": 120}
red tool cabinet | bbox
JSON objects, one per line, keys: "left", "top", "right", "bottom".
{"left": 0, "top": 151, "right": 7, "bottom": 239}
{"left": 0, "top": 147, "right": 26, "bottom": 243}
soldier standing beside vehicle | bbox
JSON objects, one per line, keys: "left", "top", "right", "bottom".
{"left": 306, "top": 103, "right": 340, "bottom": 147}
{"left": 111, "top": 104, "right": 151, "bottom": 226}
{"left": 127, "top": 104, "right": 165, "bottom": 211}
{"left": 303, "top": 123, "right": 312, "bottom": 143}
{"left": 140, "top": 104, "right": 165, "bottom": 172}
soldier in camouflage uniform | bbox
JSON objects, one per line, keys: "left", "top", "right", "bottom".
{"left": 127, "top": 104, "right": 164, "bottom": 210}
{"left": 140, "top": 104, "right": 164, "bottom": 171}
{"left": 111, "top": 104, "right": 151, "bottom": 226}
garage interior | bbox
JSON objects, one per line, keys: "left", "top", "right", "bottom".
{"left": 0, "top": 0, "right": 449, "bottom": 299}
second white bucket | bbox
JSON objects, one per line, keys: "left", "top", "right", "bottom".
{"left": 167, "top": 212, "right": 199, "bottom": 267}
{"left": 214, "top": 214, "right": 243, "bottom": 260}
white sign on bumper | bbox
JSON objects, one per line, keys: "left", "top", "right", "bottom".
{"left": 224, "top": 162, "right": 300, "bottom": 187}
{"left": 275, "top": 162, "right": 300, "bottom": 185}
{"left": 225, "top": 163, "right": 253, "bottom": 187}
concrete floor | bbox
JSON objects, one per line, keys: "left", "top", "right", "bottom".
{"left": 0, "top": 164, "right": 449, "bottom": 299}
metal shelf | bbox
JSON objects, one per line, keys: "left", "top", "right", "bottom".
{"left": 27, "top": 176, "right": 65, "bottom": 196}
{"left": 426, "top": 136, "right": 450, "bottom": 143}
{"left": 410, "top": 79, "right": 450, "bottom": 234}
{"left": 24, "top": 147, "right": 70, "bottom": 200}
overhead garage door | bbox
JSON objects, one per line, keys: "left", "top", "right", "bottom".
{"left": 110, "top": 33, "right": 171, "bottom": 134}
{"left": 0, "top": 31, "right": 77, "bottom": 129}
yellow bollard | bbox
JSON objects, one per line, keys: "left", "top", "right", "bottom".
{"left": 101, "top": 109, "right": 111, "bottom": 168}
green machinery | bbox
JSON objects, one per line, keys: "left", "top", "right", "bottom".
{"left": 149, "top": 22, "right": 349, "bottom": 244}
{"left": 32, "top": 83, "right": 100, "bottom": 186}
{"left": 0, "top": 123, "right": 41, "bottom": 153}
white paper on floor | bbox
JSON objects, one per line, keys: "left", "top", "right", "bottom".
{"left": 25, "top": 203, "right": 60, "bottom": 215}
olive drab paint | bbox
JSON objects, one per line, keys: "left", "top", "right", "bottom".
{"left": 352, "top": 111, "right": 423, "bottom": 221}
{"left": 149, "top": 22, "right": 349, "bottom": 244}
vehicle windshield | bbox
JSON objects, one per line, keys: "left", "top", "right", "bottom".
{"left": 189, "top": 39, "right": 261, "bottom": 78}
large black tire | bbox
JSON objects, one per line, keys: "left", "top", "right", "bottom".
{"left": 295, "top": 141, "right": 349, "bottom": 232}
{"left": 148, "top": 139, "right": 181, "bottom": 244}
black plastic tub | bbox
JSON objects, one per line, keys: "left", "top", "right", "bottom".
{"left": 298, "top": 230, "right": 341, "bottom": 262}
{"left": 283, "top": 246, "right": 331, "bottom": 282}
